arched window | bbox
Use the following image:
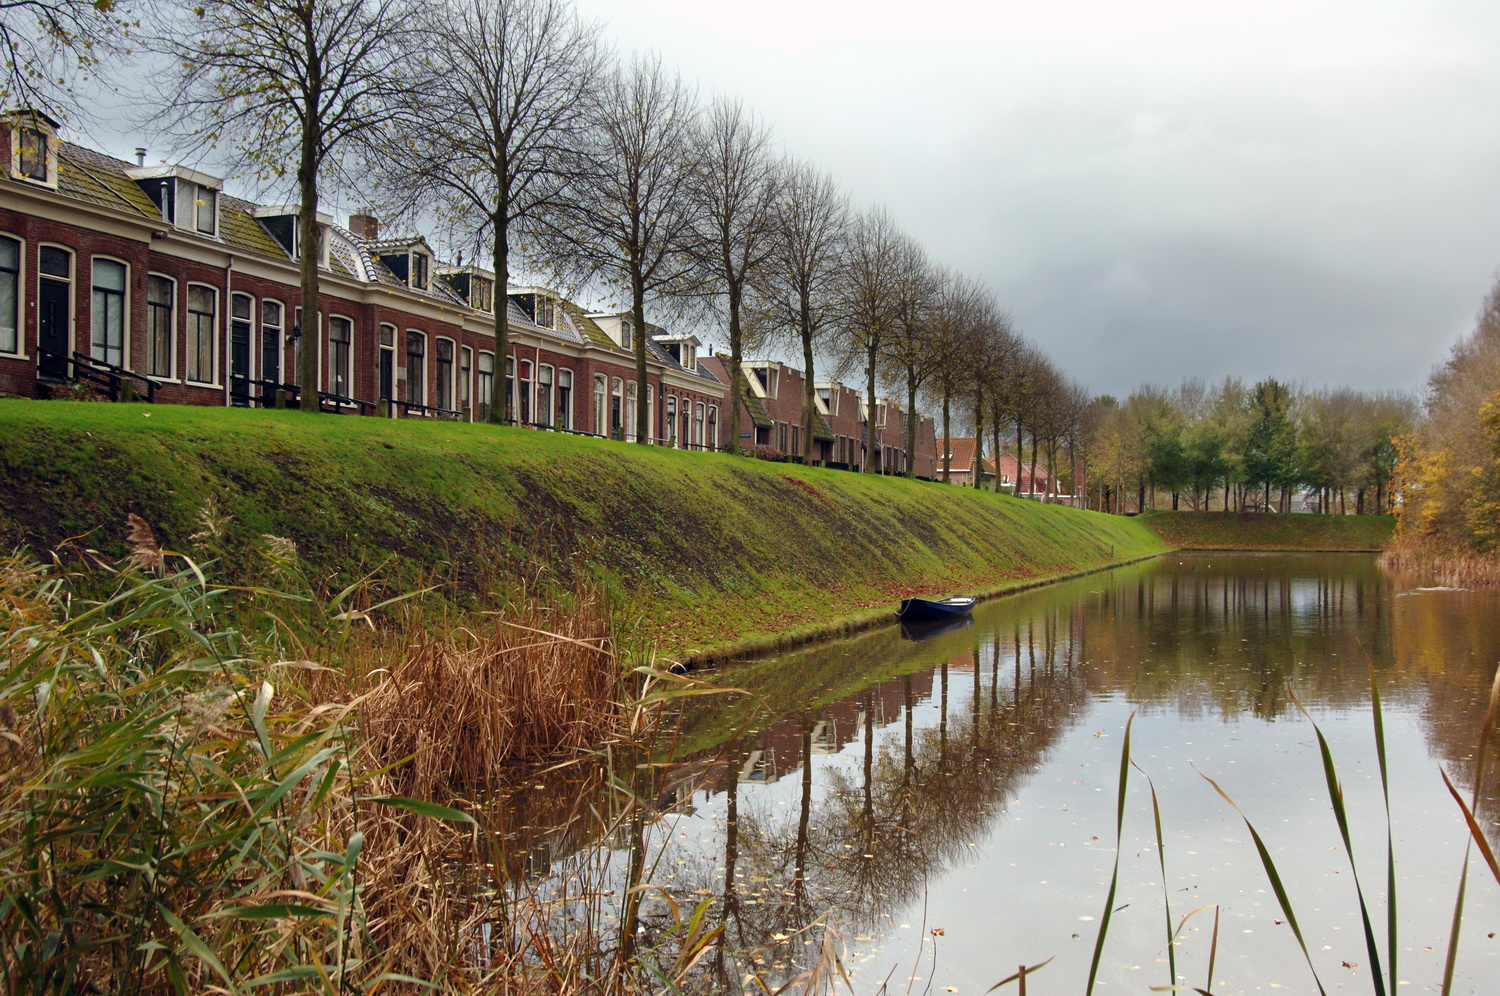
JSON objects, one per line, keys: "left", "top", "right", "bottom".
{"left": 537, "top": 364, "right": 554, "bottom": 427}
{"left": 557, "top": 369, "right": 573, "bottom": 430}
{"left": 695, "top": 402, "right": 705, "bottom": 450}
{"left": 90, "top": 258, "right": 127, "bottom": 368}
{"left": 593, "top": 374, "right": 607, "bottom": 435}
{"left": 518, "top": 359, "right": 533, "bottom": 423}
{"left": 666, "top": 396, "right": 677, "bottom": 447}
{"left": 626, "top": 381, "right": 638, "bottom": 442}
{"left": 434, "top": 338, "right": 454, "bottom": 410}
{"left": 0, "top": 235, "right": 19, "bottom": 355}
{"left": 707, "top": 406, "right": 717, "bottom": 452}
{"left": 459, "top": 347, "right": 472, "bottom": 417}
{"left": 611, "top": 378, "right": 623, "bottom": 438}
{"left": 477, "top": 352, "right": 495, "bottom": 422}
{"left": 185, "top": 284, "right": 217, "bottom": 384}
{"left": 405, "top": 331, "right": 425, "bottom": 405}
{"left": 146, "top": 274, "right": 175, "bottom": 377}
{"left": 327, "top": 315, "right": 352, "bottom": 398}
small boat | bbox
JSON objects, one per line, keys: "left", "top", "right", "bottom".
{"left": 896, "top": 595, "right": 977, "bottom": 622}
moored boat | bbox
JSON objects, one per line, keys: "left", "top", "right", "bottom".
{"left": 896, "top": 595, "right": 977, "bottom": 621}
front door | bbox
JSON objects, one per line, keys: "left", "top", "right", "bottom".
{"left": 38, "top": 277, "right": 69, "bottom": 379}
{"left": 229, "top": 316, "right": 251, "bottom": 406}
{"left": 379, "top": 347, "right": 393, "bottom": 401}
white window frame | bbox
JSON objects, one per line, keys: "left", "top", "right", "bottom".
{"left": 327, "top": 314, "right": 354, "bottom": 398}
{"left": 145, "top": 272, "right": 176, "bottom": 378}
{"left": 404, "top": 329, "right": 427, "bottom": 406}
{"left": 0, "top": 233, "right": 24, "bottom": 357}
{"left": 185, "top": 282, "right": 219, "bottom": 385}
{"left": 434, "top": 336, "right": 456, "bottom": 411}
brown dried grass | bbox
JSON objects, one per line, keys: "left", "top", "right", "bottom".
{"left": 1380, "top": 533, "right": 1500, "bottom": 588}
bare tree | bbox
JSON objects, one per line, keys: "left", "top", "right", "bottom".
{"left": 389, "top": 0, "right": 605, "bottom": 423}
{"left": 879, "top": 240, "right": 938, "bottom": 478}
{"left": 687, "top": 97, "right": 782, "bottom": 456}
{"left": 1, "top": 0, "right": 133, "bottom": 121}
{"left": 832, "top": 207, "right": 899, "bottom": 472}
{"left": 542, "top": 53, "right": 700, "bottom": 443}
{"left": 924, "top": 273, "right": 996, "bottom": 483}
{"left": 157, "top": 0, "right": 417, "bottom": 410}
{"left": 757, "top": 161, "right": 848, "bottom": 462}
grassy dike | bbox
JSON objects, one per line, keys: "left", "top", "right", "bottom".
{"left": 0, "top": 400, "right": 1165, "bottom": 661}
{"left": 1137, "top": 509, "right": 1395, "bottom": 551}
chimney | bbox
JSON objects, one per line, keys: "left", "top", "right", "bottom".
{"left": 135, "top": 147, "right": 146, "bottom": 167}
{"left": 348, "top": 212, "right": 379, "bottom": 240}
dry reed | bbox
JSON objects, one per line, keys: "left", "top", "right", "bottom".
{"left": 1380, "top": 533, "right": 1500, "bottom": 587}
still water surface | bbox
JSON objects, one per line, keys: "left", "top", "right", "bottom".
{"left": 506, "top": 553, "right": 1500, "bottom": 993}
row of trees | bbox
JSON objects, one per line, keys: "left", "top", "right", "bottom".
{"left": 9, "top": 0, "right": 1092, "bottom": 471}
{"left": 1085, "top": 378, "right": 1416, "bottom": 514}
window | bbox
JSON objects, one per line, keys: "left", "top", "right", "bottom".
{"left": 180, "top": 181, "right": 217, "bottom": 236}
{"left": 0, "top": 236, "right": 18, "bottom": 354}
{"left": 405, "top": 331, "right": 425, "bottom": 405}
{"left": 791, "top": 425, "right": 800, "bottom": 457}
{"left": 262, "top": 301, "right": 283, "bottom": 385}
{"left": 625, "top": 382, "right": 637, "bottom": 442}
{"left": 593, "top": 375, "right": 607, "bottom": 435}
{"left": 518, "top": 359, "right": 533, "bottom": 423}
{"left": 696, "top": 403, "right": 706, "bottom": 450}
{"left": 435, "top": 338, "right": 454, "bottom": 410}
{"left": 666, "top": 396, "right": 677, "bottom": 447}
{"left": 557, "top": 369, "right": 572, "bottom": 430}
{"left": 186, "top": 285, "right": 216, "bottom": 382}
{"left": 328, "top": 316, "right": 352, "bottom": 396}
{"left": 477, "top": 352, "right": 495, "bottom": 422}
{"left": 459, "top": 347, "right": 472, "bottom": 416}
{"left": 505, "top": 356, "right": 515, "bottom": 420}
{"left": 707, "top": 407, "right": 717, "bottom": 452}
{"left": 610, "top": 378, "right": 623, "bottom": 437}
{"left": 471, "top": 276, "right": 493, "bottom": 313}
{"left": 537, "top": 364, "right": 554, "bottom": 427}
{"left": 90, "top": 259, "right": 126, "bottom": 367}
{"left": 145, "top": 276, "right": 173, "bottom": 376}
{"left": 411, "top": 251, "right": 429, "bottom": 290}
{"left": 778, "top": 422, "right": 787, "bottom": 453}
{"left": 620, "top": 321, "right": 632, "bottom": 351}
{"left": 535, "top": 296, "right": 554, "bottom": 329}
{"left": 18, "top": 128, "right": 47, "bottom": 181}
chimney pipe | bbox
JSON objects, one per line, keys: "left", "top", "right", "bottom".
{"left": 135, "top": 147, "right": 146, "bottom": 167}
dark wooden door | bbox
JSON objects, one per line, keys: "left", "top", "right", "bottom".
{"left": 229, "top": 316, "right": 251, "bottom": 406}
{"left": 38, "top": 277, "right": 69, "bottom": 379}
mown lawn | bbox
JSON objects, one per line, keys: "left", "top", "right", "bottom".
{"left": 0, "top": 400, "right": 1167, "bottom": 659}
{"left": 1137, "top": 509, "right": 1395, "bottom": 550}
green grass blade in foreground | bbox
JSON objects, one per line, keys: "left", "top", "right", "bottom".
{"left": 1441, "top": 662, "right": 1500, "bottom": 994}
{"left": 1150, "top": 904, "right": 1218, "bottom": 995}
{"left": 1200, "top": 769, "right": 1328, "bottom": 996}
{"left": 1084, "top": 710, "right": 1135, "bottom": 996}
{"left": 1288, "top": 685, "right": 1386, "bottom": 996}
{"left": 1362, "top": 644, "right": 1398, "bottom": 996}
{"left": 1132, "top": 759, "right": 1175, "bottom": 989}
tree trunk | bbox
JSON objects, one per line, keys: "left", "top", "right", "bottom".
{"left": 1028, "top": 429, "right": 1040, "bottom": 500}
{"left": 992, "top": 415, "right": 1003, "bottom": 494}
{"left": 631, "top": 264, "right": 649, "bottom": 444}
{"left": 973, "top": 396, "right": 984, "bottom": 488}
{"left": 802, "top": 326, "right": 816, "bottom": 464}
{"left": 864, "top": 340, "right": 878, "bottom": 474}
{"left": 941, "top": 389, "right": 952, "bottom": 483}
{"left": 727, "top": 281, "right": 743, "bottom": 455}
{"left": 489, "top": 211, "right": 510, "bottom": 424}
{"left": 296, "top": 121, "right": 322, "bottom": 412}
{"left": 904, "top": 366, "right": 917, "bottom": 479}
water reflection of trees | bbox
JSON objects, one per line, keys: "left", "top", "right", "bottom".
{"left": 471, "top": 554, "right": 1500, "bottom": 987}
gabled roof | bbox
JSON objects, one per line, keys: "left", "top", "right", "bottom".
{"left": 221, "top": 194, "right": 290, "bottom": 259}
{"left": 58, "top": 143, "right": 163, "bottom": 220}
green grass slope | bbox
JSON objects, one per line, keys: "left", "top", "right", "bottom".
{"left": 1138, "top": 510, "right": 1395, "bottom": 551}
{"left": 0, "top": 401, "right": 1166, "bottom": 658}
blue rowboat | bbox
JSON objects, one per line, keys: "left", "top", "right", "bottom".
{"left": 896, "top": 595, "right": 977, "bottom": 622}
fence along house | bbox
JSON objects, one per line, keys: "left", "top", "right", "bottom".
{"left": 0, "top": 111, "right": 723, "bottom": 448}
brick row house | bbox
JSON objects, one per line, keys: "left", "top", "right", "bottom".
{"left": 702, "top": 355, "right": 938, "bottom": 477}
{"left": 0, "top": 111, "right": 722, "bottom": 446}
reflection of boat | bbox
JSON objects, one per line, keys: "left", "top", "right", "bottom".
{"left": 897, "top": 596, "right": 977, "bottom": 621}
{"left": 900, "top": 615, "right": 976, "bottom": 642}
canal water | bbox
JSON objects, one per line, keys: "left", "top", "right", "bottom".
{"left": 499, "top": 553, "right": 1500, "bottom": 993}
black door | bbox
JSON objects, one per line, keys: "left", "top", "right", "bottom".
{"left": 379, "top": 348, "right": 393, "bottom": 400}
{"left": 260, "top": 328, "right": 279, "bottom": 395}
{"left": 229, "top": 316, "right": 251, "bottom": 406}
{"left": 38, "top": 277, "right": 69, "bottom": 379}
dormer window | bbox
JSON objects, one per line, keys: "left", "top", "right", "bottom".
{"left": 750, "top": 364, "right": 777, "bottom": 398}
{"left": 182, "top": 180, "right": 217, "bottom": 235}
{"left": 250, "top": 206, "right": 332, "bottom": 264}
{"left": 6, "top": 110, "right": 59, "bottom": 187}
{"left": 620, "top": 321, "right": 632, "bottom": 350}
{"left": 535, "top": 296, "right": 554, "bottom": 329}
{"left": 683, "top": 343, "right": 696, "bottom": 371}
{"left": 378, "top": 246, "right": 432, "bottom": 290}
{"left": 411, "top": 251, "right": 428, "bottom": 290}
{"left": 471, "top": 275, "right": 493, "bottom": 313}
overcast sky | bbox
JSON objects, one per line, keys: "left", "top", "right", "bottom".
{"left": 561, "top": 0, "right": 1500, "bottom": 399}
{"left": 72, "top": 0, "right": 1500, "bottom": 400}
